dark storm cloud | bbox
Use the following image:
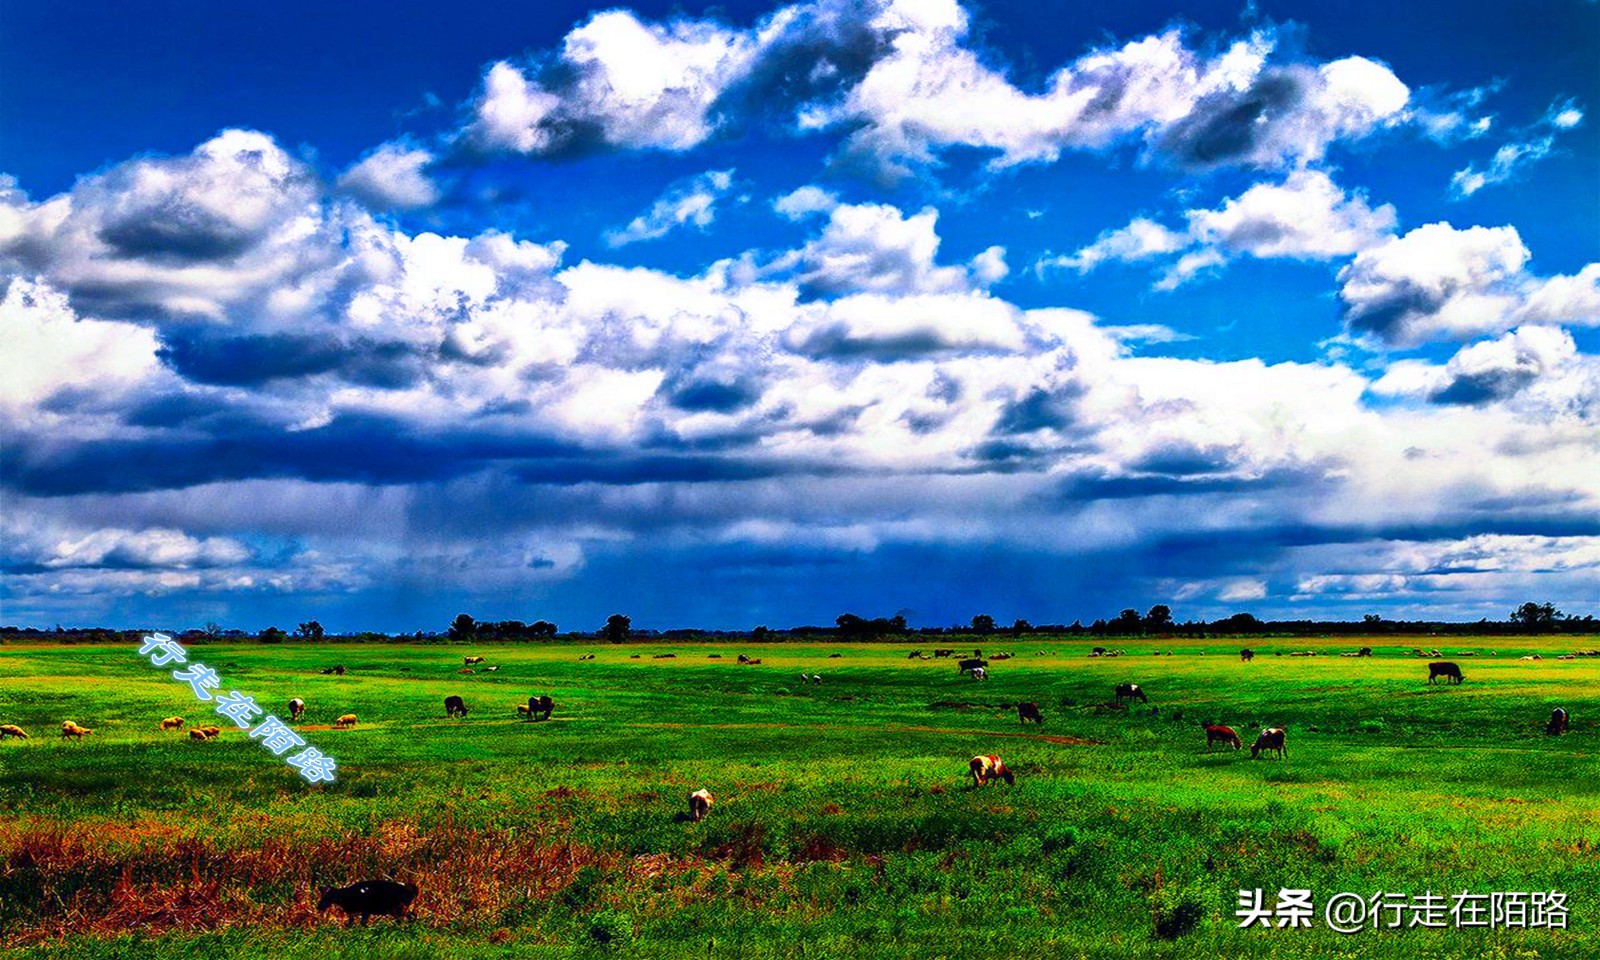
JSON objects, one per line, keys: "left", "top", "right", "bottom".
{"left": 1127, "top": 442, "right": 1237, "bottom": 477}
{"left": 1, "top": 415, "right": 584, "bottom": 495}
{"left": 158, "top": 333, "right": 427, "bottom": 388}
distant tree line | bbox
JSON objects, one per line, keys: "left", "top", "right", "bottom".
{"left": 2, "top": 601, "right": 1593, "bottom": 645}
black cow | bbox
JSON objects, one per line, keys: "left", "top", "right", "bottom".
{"left": 1114, "top": 683, "right": 1148, "bottom": 704}
{"left": 1239, "top": 648, "right": 1255, "bottom": 662}
{"left": 1427, "top": 661, "right": 1464, "bottom": 685}
{"left": 318, "top": 879, "right": 418, "bottom": 925}
{"left": 1547, "top": 708, "right": 1569, "bottom": 736}
{"left": 444, "top": 695, "right": 468, "bottom": 719}
{"left": 1017, "top": 702, "right": 1044, "bottom": 725}
{"left": 957, "top": 658, "right": 988, "bottom": 675}
{"left": 1357, "top": 647, "right": 1373, "bottom": 657}
{"left": 527, "top": 695, "right": 554, "bottom": 721}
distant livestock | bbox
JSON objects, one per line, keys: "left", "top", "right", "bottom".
{"left": 578, "top": 654, "right": 596, "bottom": 661}
{"left": 990, "top": 652, "right": 1013, "bottom": 661}
{"left": 288, "top": 698, "right": 305, "bottom": 721}
{"left": 688, "top": 788, "right": 714, "bottom": 821}
{"left": 464, "top": 656, "right": 487, "bottom": 666}
{"left": 484, "top": 665, "right": 500, "bottom": 672}
{"left": 1250, "top": 728, "right": 1287, "bottom": 759}
{"left": 970, "top": 667, "right": 988, "bottom": 681}
{"left": 527, "top": 696, "right": 554, "bottom": 721}
{"left": 188, "top": 729, "right": 211, "bottom": 741}
{"left": 444, "top": 695, "right": 469, "bottom": 719}
{"left": 1358, "top": 647, "right": 1373, "bottom": 657}
{"left": 61, "top": 721, "right": 93, "bottom": 739}
{"left": 158, "top": 716, "right": 185, "bottom": 731}
{"left": 194, "top": 726, "right": 222, "bottom": 738}
{"left": 1547, "top": 708, "right": 1569, "bottom": 736}
{"left": 828, "top": 653, "right": 843, "bottom": 658}
{"left": 0, "top": 725, "right": 28, "bottom": 740}
{"left": 969, "top": 754, "right": 1014, "bottom": 787}
{"left": 1204, "top": 724, "right": 1242, "bottom": 750}
{"left": 1114, "top": 683, "right": 1148, "bottom": 704}
{"left": 318, "top": 879, "right": 418, "bottom": 926}
{"left": 320, "top": 666, "right": 346, "bottom": 676}
{"left": 1017, "top": 702, "right": 1044, "bottom": 725}
{"left": 457, "top": 668, "right": 474, "bottom": 675}
{"left": 957, "top": 658, "right": 987, "bottom": 675}
{"left": 1428, "top": 661, "right": 1464, "bottom": 685}
{"left": 334, "top": 714, "right": 358, "bottom": 729}
{"left": 908, "top": 651, "right": 924, "bottom": 660}
{"left": 934, "top": 649, "right": 954, "bottom": 658}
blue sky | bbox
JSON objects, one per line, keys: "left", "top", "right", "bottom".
{"left": 2, "top": 0, "right": 1597, "bottom": 632}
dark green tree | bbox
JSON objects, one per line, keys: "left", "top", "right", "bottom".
{"left": 971, "top": 614, "right": 996, "bottom": 634}
{"left": 258, "top": 626, "right": 287, "bottom": 644}
{"left": 448, "top": 613, "right": 477, "bottom": 642}
{"left": 294, "top": 620, "right": 325, "bottom": 641}
{"left": 603, "top": 614, "right": 631, "bottom": 643}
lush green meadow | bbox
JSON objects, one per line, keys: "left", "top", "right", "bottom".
{"left": 1, "top": 636, "right": 1596, "bottom": 958}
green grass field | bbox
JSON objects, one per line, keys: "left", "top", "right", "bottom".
{"left": 2, "top": 636, "right": 1596, "bottom": 958}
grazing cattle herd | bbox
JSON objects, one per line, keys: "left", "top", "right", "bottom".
{"left": 2, "top": 640, "right": 1587, "bottom": 925}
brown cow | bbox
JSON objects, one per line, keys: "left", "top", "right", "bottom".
{"left": 1017, "top": 702, "right": 1044, "bottom": 725}
{"left": 688, "top": 788, "right": 714, "bottom": 821}
{"left": 463, "top": 656, "right": 486, "bottom": 666}
{"left": 194, "top": 725, "right": 222, "bottom": 739}
{"left": 1250, "top": 727, "right": 1287, "bottom": 759}
{"left": 158, "top": 716, "right": 185, "bottom": 731}
{"left": 61, "top": 721, "right": 93, "bottom": 740}
{"left": 0, "top": 725, "right": 28, "bottom": 740}
{"left": 1204, "top": 724, "right": 1242, "bottom": 750}
{"left": 334, "top": 714, "right": 357, "bottom": 729}
{"left": 969, "top": 754, "right": 1014, "bottom": 787}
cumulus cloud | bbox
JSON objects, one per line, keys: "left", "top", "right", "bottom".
{"left": 1451, "top": 99, "right": 1584, "bottom": 198}
{"left": 767, "top": 200, "right": 1004, "bottom": 297}
{"left": 1338, "top": 222, "right": 1600, "bottom": 345}
{"left": 4, "top": 121, "right": 1598, "bottom": 625}
{"left": 337, "top": 140, "right": 441, "bottom": 210}
{"left": 605, "top": 169, "right": 737, "bottom": 246}
{"left": 463, "top": 9, "right": 770, "bottom": 154}
{"left": 451, "top": 0, "right": 1437, "bottom": 180}
{"left": 1044, "top": 170, "right": 1396, "bottom": 289}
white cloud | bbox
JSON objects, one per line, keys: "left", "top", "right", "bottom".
{"left": 337, "top": 141, "right": 441, "bottom": 210}
{"left": 451, "top": 1, "right": 1436, "bottom": 180}
{"left": 1046, "top": 170, "right": 1396, "bottom": 289}
{"left": 1450, "top": 99, "right": 1584, "bottom": 198}
{"left": 605, "top": 169, "right": 737, "bottom": 246}
{"left": 464, "top": 9, "right": 765, "bottom": 154}
{"left": 773, "top": 185, "right": 839, "bottom": 220}
{"left": 1339, "top": 222, "right": 1599, "bottom": 345}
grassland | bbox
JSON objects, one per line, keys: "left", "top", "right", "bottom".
{"left": 1, "top": 635, "right": 1596, "bottom": 959}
